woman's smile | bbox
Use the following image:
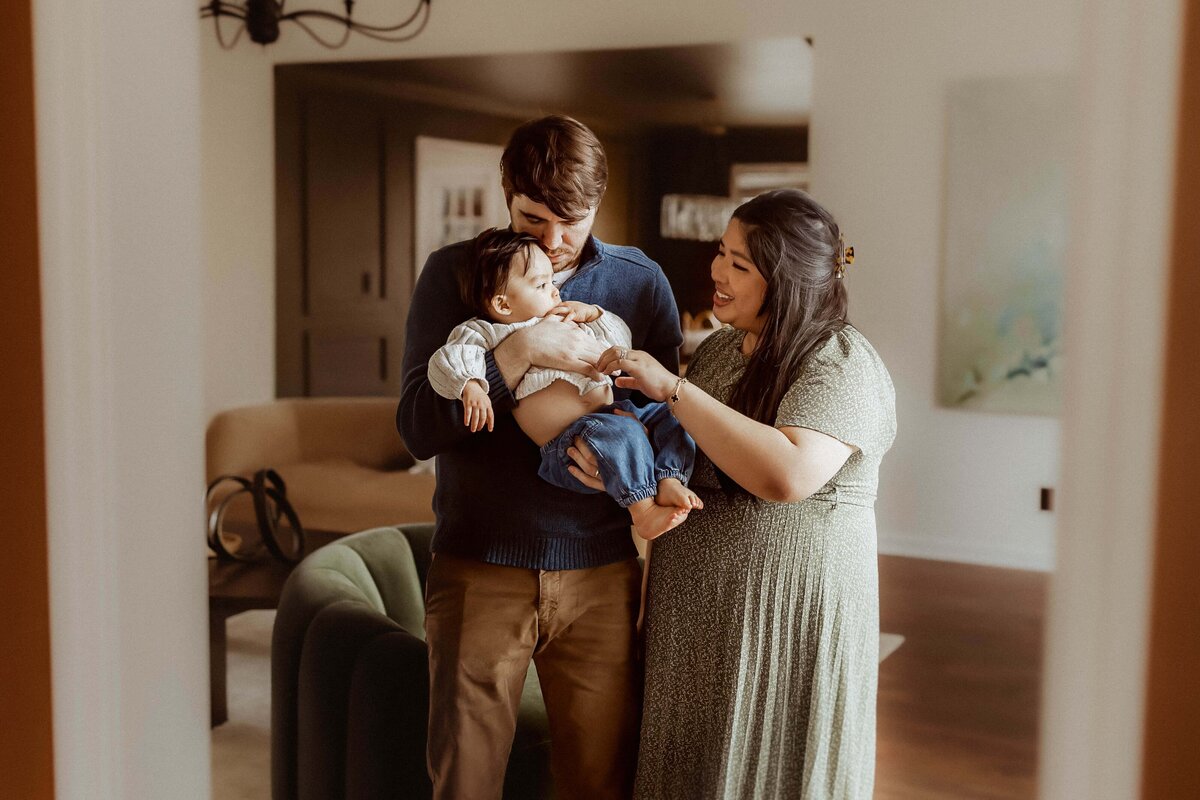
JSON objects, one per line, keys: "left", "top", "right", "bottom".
{"left": 710, "top": 219, "right": 767, "bottom": 333}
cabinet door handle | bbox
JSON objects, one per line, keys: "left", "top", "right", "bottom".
{"left": 361, "top": 272, "right": 371, "bottom": 294}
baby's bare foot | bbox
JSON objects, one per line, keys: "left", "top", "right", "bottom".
{"left": 628, "top": 497, "right": 690, "bottom": 540}
{"left": 655, "top": 478, "right": 704, "bottom": 511}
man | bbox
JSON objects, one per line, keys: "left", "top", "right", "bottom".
{"left": 397, "top": 115, "right": 682, "bottom": 799}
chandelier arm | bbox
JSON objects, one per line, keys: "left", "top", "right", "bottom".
{"left": 282, "top": 0, "right": 427, "bottom": 33}
{"left": 203, "top": 4, "right": 248, "bottom": 49}
{"left": 200, "top": 8, "right": 248, "bottom": 20}
{"left": 200, "top": 10, "right": 248, "bottom": 21}
{"left": 343, "top": 6, "right": 430, "bottom": 43}
{"left": 199, "top": 1, "right": 249, "bottom": 18}
{"left": 288, "top": 16, "right": 353, "bottom": 49}
{"left": 340, "top": 0, "right": 428, "bottom": 32}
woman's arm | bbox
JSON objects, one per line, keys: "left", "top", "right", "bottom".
{"left": 668, "top": 381, "right": 853, "bottom": 502}
{"left": 593, "top": 347, "right": 854, "bottom": 503}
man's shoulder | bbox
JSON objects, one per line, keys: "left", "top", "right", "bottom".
{"left": 594, "top": 240, "right": 664, "bottom": 276}
{"left": 414, "top": 240, "right": 473, "bottom": 301}
{"left": 424, "top": 239, "right": 473, "bottom": 269}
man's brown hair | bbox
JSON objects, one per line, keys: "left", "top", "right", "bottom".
{"left": 500, "top": 115, "right": 607, "bottom": 221}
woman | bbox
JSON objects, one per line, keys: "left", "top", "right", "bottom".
{"left": 570, "top": 189, "right": 896, "bottom": 798}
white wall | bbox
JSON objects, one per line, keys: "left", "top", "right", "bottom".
{"left": 1041, "top": 0, "right": 1182, "bottom": 795}
{"left": 201, "top": 42, "right": 277, "bottom": 417}
{"left": 808, "top": 1, "right": 1078, "bottom": 571}
{"left": 37, "top": 1, "right": 210, "bottom": 797}
{"left": 200, "top": 0, "right": 1076, "bottom": 570}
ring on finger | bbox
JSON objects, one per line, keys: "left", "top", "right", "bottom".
{"left": 618, "top": 348, "right": 628, "bottom": 361}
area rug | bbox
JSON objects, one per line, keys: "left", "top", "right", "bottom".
{"left": 212, "top": 610, "right": 905, "bottom": 799}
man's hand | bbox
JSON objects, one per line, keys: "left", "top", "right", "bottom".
{"left": 460, "top": 380, "right": 494, "bottom": 432}
{"left": 547, "top": 300, "right": 601, "bottom": 324}
{"left": 566, "top": 438, "right": 604, "bottom": 490}
{"left": 493, "top": 316, "right": 605, "bottom": 388}
{"left": 566, "top": 408, "right": 646, "bottom": 490}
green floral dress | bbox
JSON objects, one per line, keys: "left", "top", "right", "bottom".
{"left": 635, "top": 325, "right": 897, "bottom": 800}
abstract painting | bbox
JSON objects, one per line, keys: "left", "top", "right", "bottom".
{"left": 938, "top": 76, "right": 1075, "bottom": 415}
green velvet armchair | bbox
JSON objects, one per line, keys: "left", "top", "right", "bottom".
{"left": 272, "top": 523, "right": 553, "bottom": 800}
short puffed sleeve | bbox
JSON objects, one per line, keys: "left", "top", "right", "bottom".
{"left": 773, "top": 327, "right": 897, "bottom": 456}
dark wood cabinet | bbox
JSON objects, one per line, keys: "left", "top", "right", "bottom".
{"left": 274, "top": 69, "right": 518, "bottom": 398}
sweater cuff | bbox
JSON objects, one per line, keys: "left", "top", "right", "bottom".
{"left": 483, "top": 349, "right": 518, "bottom": 412}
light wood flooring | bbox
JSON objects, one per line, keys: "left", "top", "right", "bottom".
{"left": 876, "top": 555, "right": 1047, "bottom": 799}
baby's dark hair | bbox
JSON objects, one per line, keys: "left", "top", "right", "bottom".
{"left": 460, "top": 227, "right": 542, "bottom": 318}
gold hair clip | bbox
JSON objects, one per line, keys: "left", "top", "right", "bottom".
{"left": 835, "top": 234, "right": 855, "bottom": 278}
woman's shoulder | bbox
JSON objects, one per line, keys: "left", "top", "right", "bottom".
{"left": 778, "top": 324, "right": 897, "bottom": 451}
{"left": 794, "top": 325, "right": 895, "bottom": 404}
{"left": 811, "top": 325, "right": 887, "bottom": 371}
{"left": 688, "top": 326, "right": 743, "bottom": 366}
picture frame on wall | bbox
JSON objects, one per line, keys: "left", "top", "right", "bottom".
{"left": 936, "top": 76, "right": 1072, "bottom": 416}
{"left": 729, "top": 162, "right": 810, "bottom": 202}
{"left": 413, "top": 136, "right": 510, "bottom": 275}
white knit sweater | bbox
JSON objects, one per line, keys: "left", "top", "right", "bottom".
{"left": 428, "top": 309, "right": 633, "bottom": 401}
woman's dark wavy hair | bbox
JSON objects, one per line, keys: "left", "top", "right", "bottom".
{"left": 726, "top": 188, "right": 849, "bottom": 426}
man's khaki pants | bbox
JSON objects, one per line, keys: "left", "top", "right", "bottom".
{"left": 424, "top": 553, "right": 642, "bottom": 800}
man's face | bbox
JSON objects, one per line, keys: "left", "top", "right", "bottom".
{"left": 508, "top": 194, "right": 597, "bottom": 273}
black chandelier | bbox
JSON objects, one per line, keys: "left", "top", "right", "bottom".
{"left": 200, "top": 0, "right": 432, "bottom": 49}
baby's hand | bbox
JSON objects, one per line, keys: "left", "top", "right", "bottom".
{"left": 461, "top": 380, "right": 494, "bottom": 432}
{"left": 547, "top": 300, "right": 601, "bottom": 324}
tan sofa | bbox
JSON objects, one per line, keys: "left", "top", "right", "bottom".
{"left": 205, "top": 397, "right": 436, "bottom": 534}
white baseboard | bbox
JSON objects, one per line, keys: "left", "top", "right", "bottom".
{"left": 878, "top": 532, "right": 1054, "bottom": 572}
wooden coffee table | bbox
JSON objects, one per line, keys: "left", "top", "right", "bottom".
{"left": 208, "top": 529, "right": 341, "bottom": 727}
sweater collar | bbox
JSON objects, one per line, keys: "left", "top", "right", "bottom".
{"left": 563, "top": 235, "right": 604, "bottom": 286}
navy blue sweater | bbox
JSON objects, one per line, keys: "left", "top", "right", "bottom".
{"left": 397, "top": 237, "right": 682, "bottom": 570}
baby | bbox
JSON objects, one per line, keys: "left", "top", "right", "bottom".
{"left": 428, "top": 227, "right": 701, "bottom": 539}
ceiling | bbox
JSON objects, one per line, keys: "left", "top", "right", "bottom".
{"left": 313, "top": 38, "right": 813, "bottom": 130}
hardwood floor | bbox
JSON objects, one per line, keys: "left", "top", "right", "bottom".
{"left": 876, "top": 555, "right": 1048, "bottom": 799}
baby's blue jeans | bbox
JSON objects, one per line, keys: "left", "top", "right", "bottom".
{"left": 538, "top": 400, "right": 696, "bottom": 507}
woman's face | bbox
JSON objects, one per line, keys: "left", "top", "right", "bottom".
{"left": 711, "top": 218, "right": 768, "bottom": 335}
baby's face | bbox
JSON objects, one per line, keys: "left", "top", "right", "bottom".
{"left": 496, "top": 247, "right": 560, "bottom": 321}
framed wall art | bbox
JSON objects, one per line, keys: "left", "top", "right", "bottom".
{"left": 414, "top": 136, "right": 510, "bottom": 275}
{"left": 937, "top": 75, "right": 1075, "bottom": 416}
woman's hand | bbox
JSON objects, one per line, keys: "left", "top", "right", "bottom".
{"left": 596, "top": 346, "right": 679, "bottom": 402}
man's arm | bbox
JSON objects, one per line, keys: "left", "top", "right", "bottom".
{"left": 397, "top": 252, "right": 518, "bottom": 460}
{"left": 638, "top": 270, "right": 684, "bottom": 378}
{"left": 492, "top": 316, "right": 606, "bottom": 385}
